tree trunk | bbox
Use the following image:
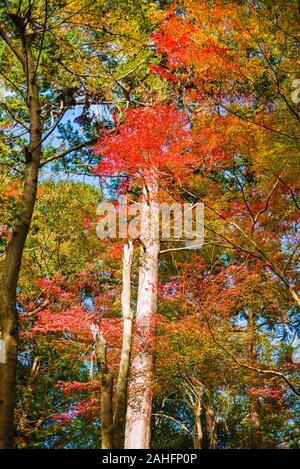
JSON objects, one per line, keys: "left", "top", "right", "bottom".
{"left": 249, "top": 398, "right": 262, "bottom": 448}
{"left": 125, "top": 175, "right": 159, "bottom": 449}
{"left": 0, "top": 32, "right": 41, "bottom": 448}
{"left": 193, "top": 399, "right": 203, "bottom": 449}
{"left": 94, "top": 327, "right": 114, "bottom": 449}
{"left": 205, "top": 406, "right": 217, "bottom": 449}
{"left": 113, "top": 240, "right": 134, "bottom": 448}
{"left": 247, "top": 311, "right": 263, "bottom": 448}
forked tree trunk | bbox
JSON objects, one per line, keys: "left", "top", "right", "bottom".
{"left": 0, "top": 33, "right": 41, "bottom": 448}
{"left": 182, "top": 378, "right": 204, "bottom": 449}
{"left": 125, "top": 174, "right": 159, "bottom": 449}
{"left": 113, "top": 240, "right": 134, "bottom": 448}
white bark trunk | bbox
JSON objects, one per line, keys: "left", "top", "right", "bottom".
{"left": 125, "top": 174, "right": 159, "bottom": 449}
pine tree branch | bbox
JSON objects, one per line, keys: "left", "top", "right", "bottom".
{"left": 39, "top": 139, "right": 96, "bottom": 168}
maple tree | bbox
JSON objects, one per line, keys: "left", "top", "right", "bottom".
{"left": 94, "top": 103, "right": 195, "bottom": 448}
{"left": 150, "top": 0, "right": 299, "bottom": 304}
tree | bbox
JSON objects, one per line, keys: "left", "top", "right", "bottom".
{"left": 94, "top": 104, "right": 194, "bottom": 448}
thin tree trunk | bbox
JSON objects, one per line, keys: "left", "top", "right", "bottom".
{"left": 0, "top": 31, "right": 41, "bottom": 448}
{"left": 125, "top": 174, "right": 159, "bottom": 449}
{"left": 113, "top": 240, "right": 134, "bottom": 448}
{"left": 94, "top": 326, "right": 114, "bottom": 449}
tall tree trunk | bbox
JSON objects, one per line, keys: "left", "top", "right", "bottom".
{"left": 125, "top": 175, "right": 159, "bottom": 449}
{"left": 113, "top": 240, "right": 134, "bottom": 448}
{"left": 0, "top": 32, "right": 41, "bottom": 448}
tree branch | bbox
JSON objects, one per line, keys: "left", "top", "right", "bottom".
{"left": 0, "top": 26, "right": 25, "bottom": 67}
{"left": 39, "top": 139, "right": 96, "bottom": 168}
{"left": 152, "top": 413, "right": 193, "bottom": 437}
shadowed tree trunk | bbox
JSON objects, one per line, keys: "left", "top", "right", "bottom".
{"left": 249, "top": 398, "right": 262, "bottom": 448}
